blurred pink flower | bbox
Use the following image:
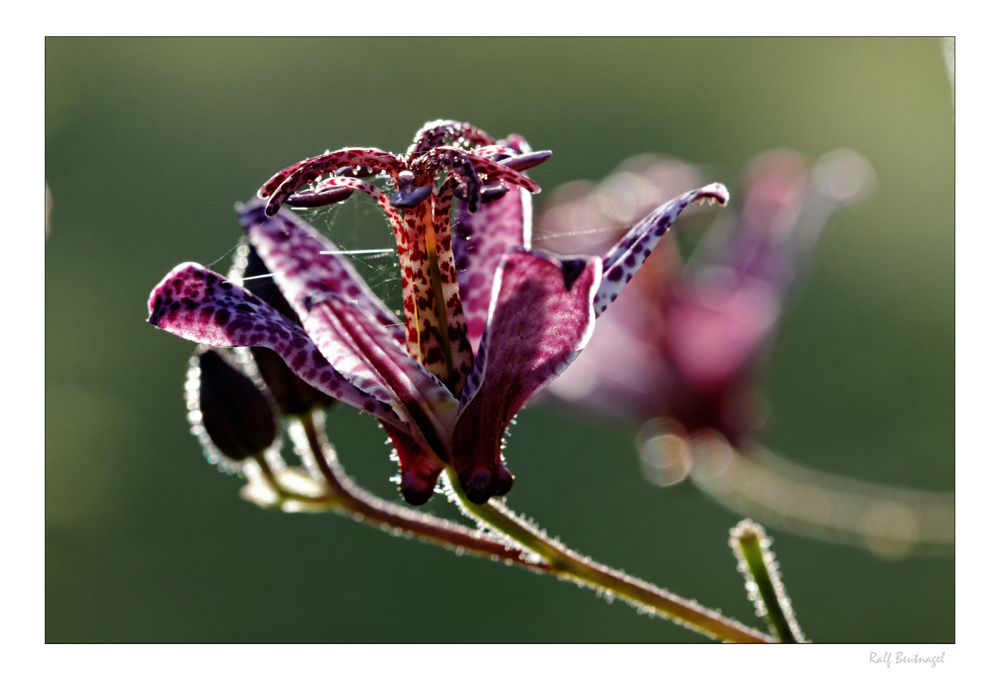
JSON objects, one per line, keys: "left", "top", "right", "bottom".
{"left": 544, "top": 149, "right": 874, "bottom": 446}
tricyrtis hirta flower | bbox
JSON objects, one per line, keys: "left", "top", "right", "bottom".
{"left": 147, "top": 120, "right": 728, "bottom": 505}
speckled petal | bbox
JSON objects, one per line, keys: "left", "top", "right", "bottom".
{"left": 237, "top": 199, "right": 406, "bottom": 346}
{"left": 593, "top": 183, "right": 728, "bottom": 317}
{"left": 453, "top": 186, "right": 533, "bottom": 354}
{"left": 452, "top": 249, "right": 602, "bottom": 503}
{"left": 147, "top": 263, "right": 401, "bottom": 424}
{"left": 303, "top": 292, "right": 460, "bottom": 453}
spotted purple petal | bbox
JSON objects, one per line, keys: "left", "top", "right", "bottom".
{"left": 415, "top": 147, "right": 542, "bottom": 195}
{"left": 453, "top": 186, "right": 533, "bottom": 355}
{"left": 147, "top": 263, "right": 401, "bottom": 424}
{"left": 237, "top": 199, "right": 407, "bottom": 347}
{"left": 594, "top": 183, "right": 729, "bottom": 317}
{"left": 302, "top": 292, "right": 459, "bottom": 450}
{"left": 452, "top": 249, "right": 602, "bottom": 503}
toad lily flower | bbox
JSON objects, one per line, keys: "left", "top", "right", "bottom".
{"left": 546, "top": 149, "right": 875, "bottom": 444}
{"left": 147, "top": 120, "right": 728, "bottom": 505}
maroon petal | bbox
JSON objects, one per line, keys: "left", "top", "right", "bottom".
{"left": 452, "top": 186, "right": 533, "bottom": 354}
{"left": 594, "top": 183, "right": 729, "bottom": 317}
{"left": 383, "top": 422, "right": 447, "bottom": 506}
{"left": 452, "top": 250, "right": 602, "bottom": 503}
{"left": 147, "top": 263, "right": 401, "bottom": 424}
{"left": 302, "top": 292, "right": 460, "bottom": 456}
{"left": 237, "top": 199, "right": 406, "bottom": 347}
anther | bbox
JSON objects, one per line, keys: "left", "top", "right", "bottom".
{"left": 285, "top": 185, "right": 355, "bottom": 208}
{"left": 500, "top": 150, "right": 552, "bottom": 172}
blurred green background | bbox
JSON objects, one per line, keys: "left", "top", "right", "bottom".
{"left": 46, "top": 37, "right": 953, "bottom": 642}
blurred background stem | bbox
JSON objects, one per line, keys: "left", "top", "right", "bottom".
{"left": 730, "top": 519, "right": 805, "bottom": 643}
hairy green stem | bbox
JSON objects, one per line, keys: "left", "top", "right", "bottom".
{"left": 252, "top": 413, "right": 552, "bottom": 571}
{"left": 730, "top": 519, "right": 804, "bottom": 643}
{"left": 255, "top": 413, "right": 774, "bottom": 642}
{"left": 445, "top": 469, "right": 775, "bottom": 643}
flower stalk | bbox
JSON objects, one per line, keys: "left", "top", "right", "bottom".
{"left": 249, "top": 410, "right": 774, "bottom": 642}
{"left": 152, "top": 121, "right": 784, "bottom": 643}
{"left": 245, "top": 410, "right": 552, "bottom": 571}
{"left": 444, "top": 468, "right": 775, "bottom": 643}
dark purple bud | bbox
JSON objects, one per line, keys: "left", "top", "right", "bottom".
{"left": 198, "top": 350, "right": 277, "bottom": 461}
{"left": 240, "top": 247, "right": 333, "bottom": 414}
{"left": 242, "top": 247, "right": 298, "bottom": 324}
{"left": 389, "top": 184, "right": 433, "bottom": 208}
{"left": 250, "top": 346, "right": 335, "bottom": 416}
{"left": 285, "top": 185, "right": 355, "bottom": 208}
{"left": 480, "top": 183, "right": 510, "bottom": 203}
{"left": 500, "top": 150, "right": 552, "bottom": 173}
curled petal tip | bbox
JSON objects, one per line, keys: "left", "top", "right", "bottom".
{"left": 147, "top": 261, "right": 199, "bottom": 322}
{"left": 458, "top": 460, "right": 515, "bottom": 505}
{"left": 400, "top": 470, "right": 436, "bottom": 506}
{"left": 702, "top": 182, "right": 729, "bottom": 206}
{"left": 462, "top": 469, "right": 494, "bottom": 505}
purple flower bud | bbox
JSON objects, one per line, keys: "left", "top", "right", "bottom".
{"left": 197, "top": 349, "right": 277, "bottom": 461}
{"left": 242, "top": 247, "right": 334, "bottom": 415}
{"left": 242, "top": 246, "right": 298, "bottom": 323}
{"left": 250, "top": 346, "right": 334, "bottom": 416}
